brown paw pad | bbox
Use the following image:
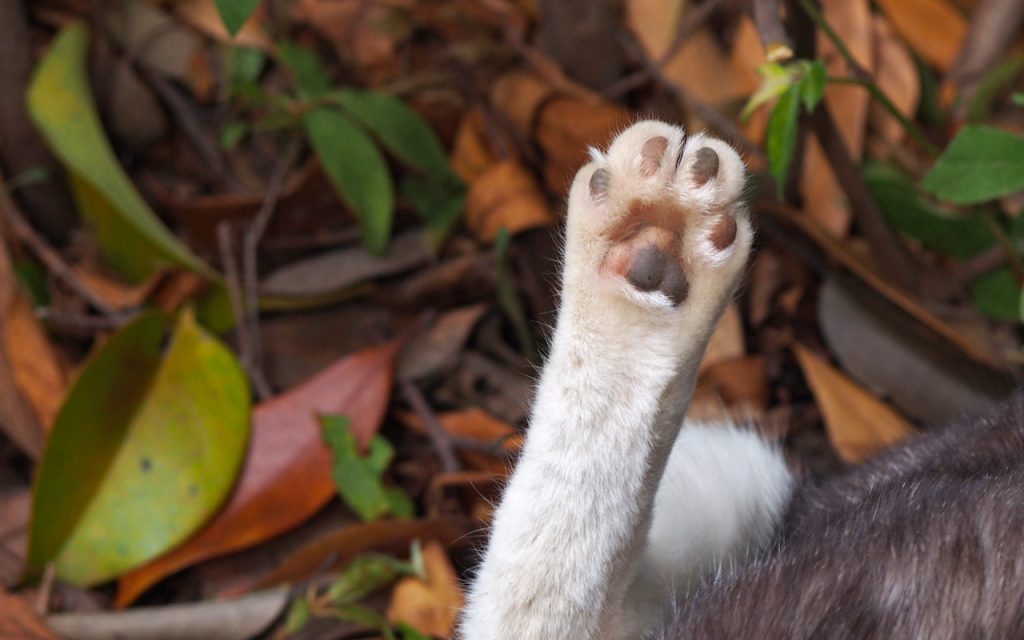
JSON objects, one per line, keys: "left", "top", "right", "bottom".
{"left": 708, "top": 214, "right": 737, "bottom": 251}
{"left": 590, "top": 168, "right": 610, "bottom": 200}
{"left": 602, "top": 225, "right": 689, "bottom": 305}
{"left": 691, "top": 147, "right": 719, "bottom": 186}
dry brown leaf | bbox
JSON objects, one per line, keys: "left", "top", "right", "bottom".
{"left": 876, "top": 0, "right": 967, "bottom": 72}
{"left": 870, "top": 16, "right": 920, "bottom": 143}
{"left": 699, "top": 304, "right": 745, "bottom": 373}
{"left": 490, "top": 71, "right": 558, "bottom": 139}
{"left": 536, "top": 98, "right": 628, "bottom": 192}
{"left": 794, "top": 344, "right": 915, "bottom": 464}
{"left": 401, "top": 407, "right": 522, "bottom": 474}
{"left": 174, "top": 0, "right": 273, "bottom": 50}
{"left": 705, "top": 356, "right": 768, "bottom": 411}
{"left": 466, "top": 160, "right": 554, "bottom": 243}
{"left": 397, "top": 305, "right": 488, "bottom": 382}
{"left": 72, "top": 266, "right": 156, "bottom": 310}
{"left": 0, "top": 489, "right": 30, "bottom": 588}
{"left": 0, "top": 586, "right": 58, "bottom": 639}
{"left": 451, "top": 110, "right": 501, "bottom": 184}
{"left": 626, "top": 0, "right": 686, "bottom": 56}
{"left": 729, "top": 16, "right": 769, "bottom": 102}
{"left": 296, "top": 0, "right": 412, "bottom": 71}
{"left": 387, "top": 540, "right": 465, "bottom": 638}
{"left": 664, "top": 29, "right": 742, "bottom": 105}
{"left": 800, "top": 0, "right": 873, "bottom": 237}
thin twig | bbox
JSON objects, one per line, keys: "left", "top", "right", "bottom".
{"left": 400, "top": 380, "right": 461, "bottom": 473}
{"left": 948, "top": 0, "right": 1024, "bottom": 113}
{"left": 38, "top": 309, "right": 131, "bottom": 336}
{"left": 620, "top": 33, "right": 765, "bottom": 162}
{"left": 0, "top": 178, "right": 121, "bottom": 317}
{"left": 951, "top": 245, "right": 1009, "bottom": 289}
{"left": 217, "top": 221, "right": 271, "bottom": 399}
{"left": 809, "top": 107, "right": 919, "bottom": 290}
{"left": 240, "top": 136, "right": 301, "bottom": 401}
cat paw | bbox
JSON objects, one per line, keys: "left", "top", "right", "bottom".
{"left": 565, "top": 120, "right": 751, "bottom": 312}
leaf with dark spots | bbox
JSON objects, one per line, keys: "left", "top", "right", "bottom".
{"left": 116, "top": 340, "right": 401, "bottom": 606}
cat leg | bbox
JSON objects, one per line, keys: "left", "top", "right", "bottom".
{"left": 457, "top": 121, "right": 753, "bottom": 640}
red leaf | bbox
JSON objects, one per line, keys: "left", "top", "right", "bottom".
{"left": 116, "top": 341, "right": 400, "bottom": 606}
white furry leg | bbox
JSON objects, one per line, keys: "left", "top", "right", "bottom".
{"left": 612, "top": 422, "right": 794, "bottom": 636}
{"left": 458, "top": 121, "right": 753, "bottom": 640}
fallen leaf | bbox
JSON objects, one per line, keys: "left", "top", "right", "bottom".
{"left": 625, "top": 0, "right": 686, "bottom": 58}
{"left": 28, "top": 23, "right": 216, "bottom": 283}
{"left": 387, "top": 540, "right": 464, "bottom": 638}
{"left": 102, "top": 1, "right": 201, "bottom": 83}
{"left": 0, "top": 587, "right": 58, "bottom": 639}
{"left": 465, "top": 160, "right": 554, "bottom": 243}
{"left": 28, "top": 310, "right": 251, "bottom": 586}
{"left": 729, "top": 16, "right": 769, "bottom": 103}
{"left": 664, "top": 29, "right": 746, "bottom": 105}
{"left": 536, "top": 98, "right": 628, "bottom": 193}
{"left": 876, "top": 0, "right": 967, "bottom": 72}
{"left": 46, "top": 587, "right": 288, "bottom": 640}
{"left": 451, "top": 110, "right": 501, "bottom": 184}
{"left": 117, "top": 340, "right": 400, "bottom": 606}
{"left": 175, "top": 0, "right": 273, "bottom": 50}
{"left": 800, "top": 0, "right": 873, "bottom": 237}
{"left": 252, "top": 518, "right": 472, "bottom": 591}
{"left": 295, "top": 0, "right": 411, "bottom": 71}
{"left": 0, "top": 490, "right": 31, "bottom": 587}
{"left": 397, "top": 305, "right": 488, "bottom": 381}
{"left": 260, "top": 229, "right": 433, "bottom": 299}
{"left": 71, "top": 266, "right": 158, "bottom": 311}
{"left": 704, "top": 356, "right": 768, "bottom": 411}
{"left": 818, "top": 276, "right": 1014, "bottom": 425}
{"left": 870, "top": 16, "right": 920, "bottom": 143}
{"left": 794, "top": 343, "right": 916, "bottom": 464}
{"left": 490, "top": 71, "right": 559, "bottom": 139}
{"left": 0, "top": 239, "right": 65, "bottom": 454}
{"left": 699, "top": 304, "right": 745, "bottom": 373}
{"left": 400, "top": 408, "right": 522, "bottom": 474}
{"left": 323, "top": 415, "right": 413, "bottom": 521}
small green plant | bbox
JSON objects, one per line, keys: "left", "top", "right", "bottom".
{"left": 216, "top": 13, "right": 464, "bottom": 254}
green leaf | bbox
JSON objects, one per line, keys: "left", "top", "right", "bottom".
{"left": 971, "top": 268, "right": 1022, "bottom": 321}
{"left": 765, "top": 84, "right": 800, "bottom": 196}
{"left": 400, "top": 173, "right": 465, "bottom": 243}
{"left": 27, "top": 23, "right": 216, "bottom": 283}
{"left": 14, "top": 260, "right": 50, "bottom": 308}
{"left": 332, "top": 90, "right": 457, "bottom": 181}
{"left": 800, "top": 60, "right": 827, "bottom": 112}
{"left": 281, "top": 597, "right": 312, "bottom": 635}
{"left": 304, "top": 107, "right": 394, "bottom": 254}
{"left": 865, "top": 163, "right": 995, "bottom": 260}
{"left": 277, "top": 41, "right": 331, "bottom": 98}
{"left": 396, "top": 622, "right": 432, "bottom": 640}
{"left": 1013, "top": 92, "right": 1024, "bottom": 107}
{"left": 214, "top": 0, "right": 262, "bottom": 37}
{"left": 6, "top": 165, "right": 51, "bottom": 193}
{"left": 741, "top": 62, "right": 797, "bottom": 120}
{"left": 28, "top": 23, "right": 216, "bottom": 282}
{"left": 325, "top": 553, "right": 416, "bottom": 604}
{"left": 322, "top": 415, "right": 413, "bottom": 521}
{"left": 221, "top": 121, "right": 249, "bottom": 149}
{"left": 921, "top": 125, "right": 1024, "bottom": 204}
{"left": 28, "top": 309, "right": 251, "bottom": 585}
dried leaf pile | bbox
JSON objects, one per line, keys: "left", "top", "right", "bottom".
{"left": 0, "top": 0, "right": 1022, "bottom": 638}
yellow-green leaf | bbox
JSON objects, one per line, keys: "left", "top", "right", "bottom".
{"left": 27, "top": 22, "right": 215, "bottom": 283}
{"left": 28, "top": 309, "right": 250, "bottom": 585}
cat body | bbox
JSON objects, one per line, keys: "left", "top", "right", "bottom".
{"left": 457, "top": 121, "right": 1024, "bottom": 639}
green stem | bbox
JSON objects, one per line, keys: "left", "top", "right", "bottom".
{"left": 980, "top": 209, "right": 1024, "bottom": 283}
{"left": 802, "top": 0, "right": 939, "bottom": 156}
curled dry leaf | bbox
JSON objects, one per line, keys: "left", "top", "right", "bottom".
{"left": 800, "top": 0, "right": 873, "bottom": 237}
{"left": 397, "top": 304, "right": 488, "bottom": 382}
{"left": 875, "top": 0, "right": 967, "bottom": 72}
{"left": 116, "top": 340, "right": 401, "bottom": 606}
{"left": 466, "top": 160, "right": 554, "bottom": 243}
{"left": 451, "top": 110, "right": 502, "bottom": 185}
{"left": 536, "top": 98, "right": 628, "bottom": 192}
{"left": 794, "top": 343, "right": 916, "bottom": 464}
{"left": 490, "top": 71, "right": 559, "bottom": 139}
{"left": 870, "top": 16, "right": 920, "bottom": 144}
{"left": 0, "top": 240, "right": 66, "bottom": 458}
{"left": 0, "top": 587, "right": 59, "bottom": 639}
{"left": 400, "top": 407, "right": 522, "bottom": 474}
{"left": 704, "top": 356, "right": 769, "bottom": 412}
{"left": 387, "top": 540, "right": 464, "bottom": 638}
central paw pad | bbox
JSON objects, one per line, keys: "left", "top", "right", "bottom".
{"left": 580, "top": 121, "right": 750, "bottom": 308}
